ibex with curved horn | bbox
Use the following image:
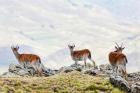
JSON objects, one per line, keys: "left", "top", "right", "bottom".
{"left": 109, "top": 43, "right": 128, "bottom": 79}
{"left": 11, "top": 45, "right": 44, "bottom": 76}
{"left": 68, "top": 44, "right": 96, "bottom": 68}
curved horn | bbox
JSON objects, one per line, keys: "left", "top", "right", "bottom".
{"left": 115, "top": 42, "right": 119, "bottom": 48}
{"left": 11, "top": 44, "right": 14, "bottom": 48}
{"left": 11, "top": 46, "right": 13, "bottom": 49}
{"left": 16, "top": 44, "right": 19, "bottom": 49}
{"left": 121, "top": 43, "right": 123, "bottom": 48}
{"left": 72, "top": 43, "right": 75, "bottom": 47}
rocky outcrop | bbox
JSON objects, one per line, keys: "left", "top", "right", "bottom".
{"left": 1, "top": 63, "right": 57, "bottom": 77}
{"left": 82, "top": 68, "right": 99, "bottom": 76}
{"left": 58, "top": 64, "right": 83, "bottom": 73}
{"left": 1, "top": 63, "right": 140, "bottom": 93}
{"left": 109, "top": 73, "right": 140, "bottom": 93}
{"left": 99, "top": 64, "right": 112, "bottom": 75}
{"left": 131, "top": 83, "right": 140, "bottom": 93}
{"left": 128, "top": 72, "right": 140, "bottom": 82}
{"left": 58, "top": 63, "right": 99, "bottom": 75}
{"left": 98, "top": 64, "right": 140, "bottom": 93}
{"left": 43, "top": 68, "right": 57, "bottom": 76}
{"left": 1, "top": 64, "right": 35, "bottom": 77}
{"left": 110, "top": 75, "right": 131, "bottom": 92}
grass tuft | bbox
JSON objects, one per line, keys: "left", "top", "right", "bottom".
{"left": 0, "top": 71, "right": 125, "bottom": 93}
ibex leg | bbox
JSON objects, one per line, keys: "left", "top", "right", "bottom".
{"left": 84, "top": 58, "right": 87, "bottom": 68}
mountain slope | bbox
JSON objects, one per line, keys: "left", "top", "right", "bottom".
{"left": 0, "top": 0, "right": 140, "bottom": 73}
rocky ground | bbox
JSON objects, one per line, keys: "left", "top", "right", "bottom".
{"left": 0, "top": 63, "right": 140, "bottom": 93}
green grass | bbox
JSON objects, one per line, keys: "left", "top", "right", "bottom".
{"left": 0, "top": 71, "right": 125, "bottom": 93}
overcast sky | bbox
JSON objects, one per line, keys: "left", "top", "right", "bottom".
{"left": 86, "top": 0, "right": 140, "bottom": 23}
{"left": 0, "top": 0, "right": 140, "bottom": 74}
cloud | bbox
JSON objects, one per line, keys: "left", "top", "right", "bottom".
{"left": 0, "top": 0, "right": 139, "bottom": 73}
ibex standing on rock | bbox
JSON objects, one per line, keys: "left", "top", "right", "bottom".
{"left": 109, "top": 43, "right": 128, "bottom": 79}
{"left": 68, "top": 44, "right": 96, "bottom": 68}
{"left": 11, "top": 46, "right": 44, "bottom": 76}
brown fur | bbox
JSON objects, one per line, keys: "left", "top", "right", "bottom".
{"left": 109, "top": 52, "right": 127, "bottom": 65}
{"left": 18, "top": 54, "right": 41, "bottom": 63}
{"left": 68, "top": 45, "right": 96, "bottom": 67}
{"left": 72, "top": 49, "right": 91, "bottom": 58}
{"left": 108, "top": 44, "right": 128, "bottom": 79}
{"left": 11, "top": 46, "right": 43, "bottom": 76}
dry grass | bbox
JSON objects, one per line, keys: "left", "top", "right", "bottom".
{"left": 0, "top": 71, "right": 125, "bottom": 93}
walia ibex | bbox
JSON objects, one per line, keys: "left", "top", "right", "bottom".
{"left": 11, "top": 46, "right": 44, "bottom": 76}
{"left": 68, "top": 44, "right": 96, "bottom": 68}
{"left": 109, "top": 43, "right": 128, "bottom": 79}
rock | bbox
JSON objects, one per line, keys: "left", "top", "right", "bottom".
{"left": 83, "top": 68, "right": 100, "bottom": 76}
{"left": 70, "top": 63, "right": 83, "bottom": 71}
{"left": 131, "top": 82, "right": 140, "bottom": 93}
{"left": 99, "top": 64, "right": 112, "bottom": 75}
{"left": 128, "top": 72, "right": 140, "bottom": 82}
{"left": 9, "top": 64, "right": 22, "bottom": 72}
{"left": 16, "top": 69, "right": 29, "bottom": 76}
{"left": 58, "top": 63, "right": 83, "bottom": 73}
{"left": 58, "top": 66, "right": 74, "bottom": 73}
{"left": 1, "top": 72, "right": 21, "bottom": 77}
{"left": 99, "top": 64, "right": 112, "bottom": 71}
{"left": 1, "top": 63, "right": 56, "bottom": 77}
{"left": 110, "top": 75, "right": 131, "bottom": 92}
{"left": 8, "top": 63, "right": 35, "bottom": 76}
{"left": 43, "top": 68, "right": 57, "bottom": 76}
{"left": 99, "top": 64, "right": 140, "bottom": 93}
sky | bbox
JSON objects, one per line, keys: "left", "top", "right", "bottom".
{"left": 88, "top": 0, "right": 140, "bottom": 23}
{"left": 0, "top": 0, "right": 140, "bottom": 74}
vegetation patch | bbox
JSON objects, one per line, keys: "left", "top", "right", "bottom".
{"left": 0, "top": 71, "right": 125, "bottom": 93}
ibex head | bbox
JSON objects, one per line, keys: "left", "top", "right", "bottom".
{"left": 68, "top": 44, "right": 75, "bottom": 50}
{"left": 11, "top": 45, "right": 19, "bottom": 52}
{"left": 115, "top": 42, "right": 125, "bottom": 52}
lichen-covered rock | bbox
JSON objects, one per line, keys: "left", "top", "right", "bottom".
{"left": 9, "top": 64, "right": 21, "bottom": 72}
{"left": 82, "top": 67, "right": 99, "bottom": 76}
{"left": 1, "top": 72, "right": 21, "bottom": 77}
{"left": 107, "top": 66, "right": 140, "bottom": 93}
{"left": 70, "top": 63, "right": 84, "bottom": 71}
{"left": 58, "top": 64, "right": 83, "bottom": 73}
{"left": 99, "top": 64, "right": 112, "bottom": 75}
{"left": 58, "top": 63, "right": 100, "bottom": 76}
{"left": 83, "top": 69, "right": 99, "bottom": 76}
{"left": 131, "top": 82, "right": 140, "bottom": 93}
{"left": 43, "top": 68, "right": 57, "bottom": 76}
{"left": 2, "top": 63, "right": 35, "bottom": 77}
{"left": 128, "top": 72, "right": 140, "bottom": 82}
{"left": 110, "top": 75, "right": 131, "bottom": 92}
{"left": 1, "top": 63, "right": 56, "bottom": 77}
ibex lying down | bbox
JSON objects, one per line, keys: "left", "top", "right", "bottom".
{"left": 68, "top": 44, "right": 96, "bottom": 68}
{"left": 109, "top": 43, "right": 128, "bottom": 79}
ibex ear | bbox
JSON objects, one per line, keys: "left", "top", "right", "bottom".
{"left": 17, "top": 46, "right": 19, "bottom": 49}
{"left": 16, "top": 45, "right": 19, "bottom": 49}
{"left": 11, "top": 46, "right": 13, "bottom": 49}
